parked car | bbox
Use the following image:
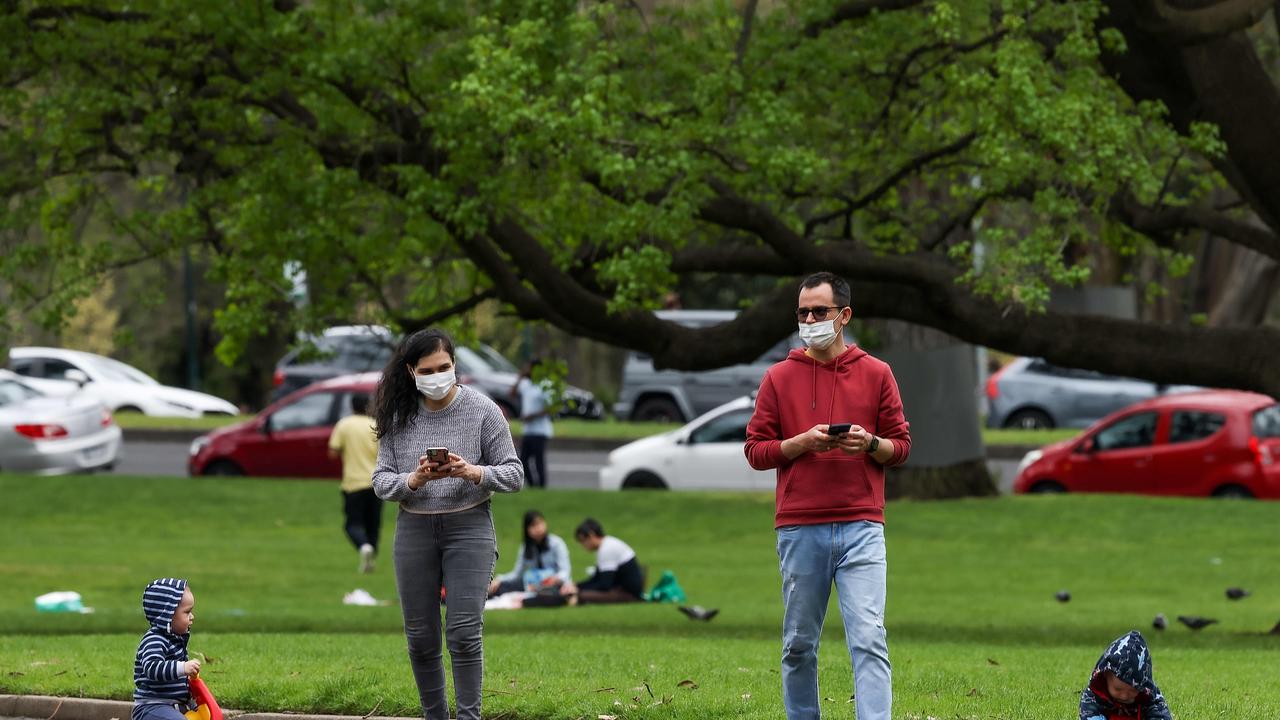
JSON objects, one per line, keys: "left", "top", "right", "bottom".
{"left": 613, "top": 310, "right": 805, "bottom": 423}
{"left": 453, "top": 345, "right": 603, "bottom": 420}
{"left": 9, "top": 347, "right": 239, "bottom": 418}
{"left": 0, "top": 370, "right": 122, "bottom": 475}
{"left": 1013, "top": 390, "right": 1280, "bottom": 499}
{"left": 189, "top": 373, "right": 378, "bottom": 477}
{"left": 599, "top": 395, "right": 773, "bottom": 490}
{"left": 273, "top": 325, "right": 601, "bottom": 419}
{"left": 986, "top": 356, "right": 1200, "bottom": 430}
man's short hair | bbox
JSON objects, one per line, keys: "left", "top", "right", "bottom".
{"left": 799, "top": 272, "right": 851, "bottom": 308}
{"left": 351, "top": 393, "right": 371, "bottom": 415}
{"left": 575, "top": 518, "right": 604, "bottom": 540}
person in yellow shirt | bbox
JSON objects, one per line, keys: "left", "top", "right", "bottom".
{"left": 328, "top": 393, "right": 382, "bottom": 573}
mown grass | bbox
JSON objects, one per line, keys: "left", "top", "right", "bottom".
{"left": 117, "top": 410, "right": 1070, "bottom": 448}
{"left": 2, "top": 476, "right": 1276, "bottom": 719}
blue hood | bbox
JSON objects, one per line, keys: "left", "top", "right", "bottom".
{"left": 142, "top": 578, "right": 188, "bottom": 635}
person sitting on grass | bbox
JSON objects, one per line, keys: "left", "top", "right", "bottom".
{"left": 1079, "top": 631, "right": 1172, "bottom": 720}
{"left": 488, "top": 509, "right": 571, "bottom": 598}
{"left": 561, "top": 518, "right": 644, "bottom": 605}
{"left": 132, "top": 578, "right": 200, "bottom": 720}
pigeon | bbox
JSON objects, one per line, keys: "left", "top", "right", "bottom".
{"left": 1177, "top": 615, "right": 1218, "bottom": 631}
{"left": 1152, "top": 613, "right": 1167, "bottom": 631}
{"left": 1225, "top": 587, "right": 1251, "bottom": 600}
{"left": 1054, "top": 590, "right": 1071, "bottom": 603}
{"left": 678, "top": 605, "right": 719, "bottom": 622}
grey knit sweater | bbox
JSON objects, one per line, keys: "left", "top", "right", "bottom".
{"left": 372, "top": 385, "right": 523, "bottom": 513}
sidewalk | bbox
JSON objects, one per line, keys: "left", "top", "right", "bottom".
{"left": 0, "top": 696, "right": 418, "bottom": 720}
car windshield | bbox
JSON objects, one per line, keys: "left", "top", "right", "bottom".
{"left": 1254, "top": 404, "right": 1280, "bottom": 438}
{"left": 86, "top": 355, "right": 160, "bottom": 385}
{"left": 476, "top": 345, "right": 519, "bottom": 373}
{"left": 454, "top": 346, "right": 493, "bottom": 373}
{"left": 300, "top": 334, "right": 395, "bottom": 370}
{"left": 0, "top": 378, "right": 42, "bottom": 406}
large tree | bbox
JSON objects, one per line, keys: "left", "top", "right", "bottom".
{"left": 1, "top": 0, "right": 1276, "bottom": 396}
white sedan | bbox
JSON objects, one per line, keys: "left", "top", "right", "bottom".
{"left": 9, "top": 347, "right": 239, "bottom": 418}
{"left": 0, "top": 370, "right": 122, "bottom": 474}
{"left": 598, "top": 395, "right": 774, "bottom": 490}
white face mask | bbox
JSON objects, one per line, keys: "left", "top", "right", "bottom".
{"left": 414, "top": 370, "right": 456, "bottom": 400}
{"left": 798, "top": 319, "right": 839, "bottom": 349}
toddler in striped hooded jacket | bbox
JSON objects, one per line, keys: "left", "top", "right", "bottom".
{"left": 132, "top": 578, "right": 200, "bottom": 720}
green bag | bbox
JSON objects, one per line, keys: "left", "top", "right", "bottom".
{"left": 644, "top": 570, "right": 686, "bottom": 603}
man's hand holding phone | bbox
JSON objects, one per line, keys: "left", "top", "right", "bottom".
{"left": 832, "top": 424, "right": 875, "bottom": 455}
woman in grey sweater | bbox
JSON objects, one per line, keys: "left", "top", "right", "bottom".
{"left": 372, "top": 328, "right": 523, "bottom": 720}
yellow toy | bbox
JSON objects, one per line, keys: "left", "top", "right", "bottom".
{"left": 183, "top": 675, "right": 223, "bottom": 720}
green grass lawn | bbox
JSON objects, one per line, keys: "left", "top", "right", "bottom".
{"left": 2, "top": 476, "right": 1275, "bottom": 719}
{"left": 116, "top": 411, "right": 1071, "bottom": 447}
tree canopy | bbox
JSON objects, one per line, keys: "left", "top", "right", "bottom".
{"left": 2, "top": 0, "right": 1277, "bottom": 395}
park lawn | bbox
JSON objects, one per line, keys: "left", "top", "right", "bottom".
{"left": 1, "top": 477, "right": 1277, "bottom": 719}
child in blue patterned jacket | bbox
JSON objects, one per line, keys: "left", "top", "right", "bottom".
{"left": 132, "top": 578, "right": 200, "bottom": 720}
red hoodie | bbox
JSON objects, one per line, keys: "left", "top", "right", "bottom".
{"left": 745, "top": 345, "right": 911, "bottom": 528}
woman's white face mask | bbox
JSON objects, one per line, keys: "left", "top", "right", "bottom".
{"left": 798, "top": 319, "right": 839, "bottom": 349}
{"left": 414, "top": 370, "right": 456, "bottom": 400}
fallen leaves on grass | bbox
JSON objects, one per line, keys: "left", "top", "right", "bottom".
{"left": 676, "top": 679, "right": 698, "bottom": 690}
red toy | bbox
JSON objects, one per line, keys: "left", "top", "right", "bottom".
{"left": 184, "top": 675, "right": 223, "bottom": 720}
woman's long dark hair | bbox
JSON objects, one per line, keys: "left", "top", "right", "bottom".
{"left": 521, "top": 509, "right": 549, "bottom": 560}
{"left": 374, "top": 328, "right": 455, "bottom": 439}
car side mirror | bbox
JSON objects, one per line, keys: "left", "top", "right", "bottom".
{"left": 1078, "top": 437, "right": 1095, "bottom": 454}
{"left": 260, "top": 417, "right": 272, "bottom": 435}
{"left": 65, "top": 369, "right": 89, "bottom": 387}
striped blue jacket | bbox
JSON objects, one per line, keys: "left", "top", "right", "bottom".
{"left": 133, "top": 578, "right": 191, "bottom": 705}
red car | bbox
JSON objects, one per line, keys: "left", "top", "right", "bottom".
{"left": 188, "top": 373, "right": 380, "bottom": 477}
{"left": 1014, "top": 390, "right": 1280, "bottom": 499}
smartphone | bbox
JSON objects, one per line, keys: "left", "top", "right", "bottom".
{"left": 425, "top": 447, "right": 449, "bottom": 466}
{"left": 826, "top": 423, "right": 852, "bottom": 436}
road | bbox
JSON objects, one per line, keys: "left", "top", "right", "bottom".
{"left": 111, "top": 440, "right": 1021, "bottom": 493}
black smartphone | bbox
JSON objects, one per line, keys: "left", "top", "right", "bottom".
{"left": 826, "top": 423, "right": 852, "bottom": 436}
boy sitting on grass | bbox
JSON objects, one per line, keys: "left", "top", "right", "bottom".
{"left": 133, "top": 578, "right": 201, "bottom": 720}
{"left": 1079, "top": 631, "right": 1172, "bottom": 719}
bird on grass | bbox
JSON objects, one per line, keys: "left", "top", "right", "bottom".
{"left": 1054, "top": 590, "right": 1071, "bottom": 603}
{"left": 1152, "top": 613, "right": 1167, "bottom": 631}
{"left": 1225, "top": 587, "right": 1251, "bottom": 600}
{"left": 1177, "top": 615, "right": 1218, "bottom": 631}
{"left": 678, "top": 605, "right": 719, "bottom": 621}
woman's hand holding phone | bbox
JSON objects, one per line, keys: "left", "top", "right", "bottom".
{"left": 409, "top": 448, "right": 453, "bottom": 489}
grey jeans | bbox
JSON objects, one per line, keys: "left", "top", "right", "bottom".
{"left": 393, "top": 503, "right": 497, "bottom": 720}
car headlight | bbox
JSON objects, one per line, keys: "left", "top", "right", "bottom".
{"left": 189, "top": 435, "right": 211, "bottom": 457}
{"left": 1016, "top": 449, "right": 1044, "bottom": 476}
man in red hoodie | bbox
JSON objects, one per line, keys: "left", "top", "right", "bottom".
{"left": 745, "top": 271, "right": 911, "bottom": 720}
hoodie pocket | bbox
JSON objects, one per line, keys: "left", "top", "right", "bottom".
{"left": 780, "top": 455, "right": 878, "bottom": 514}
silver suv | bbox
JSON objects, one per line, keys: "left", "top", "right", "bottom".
{"left": 613, "top": 310, "right": 801, "bottom": 422}
{"left": 986, "top": 356, "right": 1199, "bottom": 429}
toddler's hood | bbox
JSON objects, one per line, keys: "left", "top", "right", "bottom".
{"left": 142, "top": 578, "right": 188, "bottom": 635}
{"left": 1091, "top": 631, "right": 1158, "bottom": 696}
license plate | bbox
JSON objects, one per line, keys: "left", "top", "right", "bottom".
{"left": 80, "top": 444, "right": 109, "bottom": 463}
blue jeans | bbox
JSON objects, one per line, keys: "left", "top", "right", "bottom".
{"left": 777, "top": 521, "right": 890, "bottom": 720}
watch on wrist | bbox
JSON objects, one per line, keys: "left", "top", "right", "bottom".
{"left": 867, "top": 435, "right": 880, "bottom": 454}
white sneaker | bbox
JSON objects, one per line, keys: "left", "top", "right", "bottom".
{"left": 359, "top": 544, "right": 375, "bottom": 574}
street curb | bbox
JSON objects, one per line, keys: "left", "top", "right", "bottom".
{"left": 0, "top": 695, "right": 418, "bottom": 720}
{"left": 121, "top": 428, "right": 1037, "bottom": 458}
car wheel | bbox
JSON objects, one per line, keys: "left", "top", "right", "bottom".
{"left": 1212, "top": 484, "right": 1254, "bottom": 499}
{"left": 203, "top": 460, "right": 245, "bottom": 477}
{"left": 632, "top": 397, "right": 683, "bottom": 423}
{"left": 1005, "top": 409, "right": 1054, "bottom": 430}
{"left": 622, "top": 471, "right": 668, "bottom": 490}
{"left": 1028, "top": 480, "right": 1066, "bottom": 494}
{"left": 117, "top": 405, "right": 144, "bottom": 415}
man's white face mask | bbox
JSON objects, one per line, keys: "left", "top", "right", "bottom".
{"left": 414, "top": 370, "right": 456, "bottom": 400}
{"left": 798, "top": 319, "right": 839, "bottom": 349}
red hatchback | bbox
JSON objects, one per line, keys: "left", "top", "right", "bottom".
{"left": 1014, "top": 390, "right": 1280, "bottom": 499}
{"left": 188, "top": 373, "right": 380, "bottom": 477}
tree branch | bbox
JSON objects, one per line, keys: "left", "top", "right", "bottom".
{"left": 1133, "top": 0, "right": 1272, "bottom": 44}
{"left": 1117, "top": 195, "right": 1280, "bottom": 261}
{"left": 804, "top": 0, "right": 927, "bottom": 38}
{"left": 393, "top": 289, "right": 498, "bottom": 333}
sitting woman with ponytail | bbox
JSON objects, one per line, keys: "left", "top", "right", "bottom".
{"left": 372, "top": 328, "right": 523, "bottom": 720}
